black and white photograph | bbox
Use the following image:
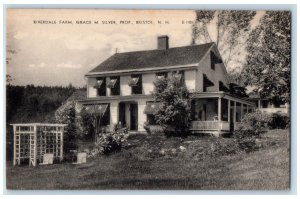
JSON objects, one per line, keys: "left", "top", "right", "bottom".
{"left": 5, "top": 8, "right": 291, "bottom": 190}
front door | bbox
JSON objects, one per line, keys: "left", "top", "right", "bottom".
{"left": 130, "top": 104, "right": 138, "bottom": 131}
{"left": 119, "top": 103, "right": 126, "bottom": 127}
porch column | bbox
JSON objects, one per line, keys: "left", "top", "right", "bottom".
{"left": 13, "top": 125, "right": 16, "bottom": 166}
{"left": 233, "top": 101, "right": 236, "bottom": 123}
{"left": 106, "top": 77, "right": 111, "bottom": 96}
{"left": 138, "top": 100, "right": 147, "bottom": 132}
{"left": 110, "top": 101, "right": 119, "bottom": 131}
{"left": 60, "top": 131, "right": 63, "bottom": 161}
{"left": 246, "top": 105, "right": 249, "bottom": 113}
{"left": 241, "top": 104, "right": 244, "bottom": 119}
{"left": 227, "top": 100, "right": 230, "bottom": 122}
{"left": 218, "top": 97, "right": 221, "bottom": 122}
{"left": 258, "top": 100, "right": 261, "bottom": 109}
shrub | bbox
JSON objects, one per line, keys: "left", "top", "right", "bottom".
{"left": 236, "top": 137, "right": 257, "bottom": 153}
{"left": 210, "top": 138, "right": 241, "bottom": 156}
{"left": 91, "top": 124, "right": 129, "bottom": 156}
{"left": 268, "top": 113, "right": 290, "bottom": 129}
{"left": 143, "top": 122, "right": 164, "bottom": 135}
{"left": 153, "top": 75, "right": 191, "bottom": 136}
{"left": 236, "top": 110, "right": 272, "bottom": 137}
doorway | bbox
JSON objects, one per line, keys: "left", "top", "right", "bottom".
{"left": 130, "top": 103, "right": 138, "bottom": 131}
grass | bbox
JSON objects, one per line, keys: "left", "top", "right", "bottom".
{"left": 6, "top": 129, "right": 290, "bottom": 190}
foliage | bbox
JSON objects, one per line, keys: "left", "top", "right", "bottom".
{"left": 6, "top": 85, "right": 78, "bottom": 160}
{"left": 235, "top": 110, "right": 272, "bottom": 138}
{"left": 209, "top": 138, "right": 242, "bottom": 156}
{"left": 143, "top": 122, "right": 164, "bottom": 135}
{"left": 192, "top": 10, "right": 256, "bottom": 73}
{"left": 55, "top": 101, "right": 79, "bottom": 152}
{"left": 6, "top": 85, "right": 76, "bottom": 124}
{"left": 231, "top": 111, "right": 273, "bottom": 153}
{"left": 241, "top": 11, "right": 291, "bottom": 103}
{"left": 268, "top": 113, "right": 290, "bottom": 129}
{"left": 76, "top": 107, "right": 95, "bottom": 140}
{"left": 91, "top": 124, "right": 129, "bottom": 156}
{"left": 152, "top": 75, "right": 191, "bottom": 135}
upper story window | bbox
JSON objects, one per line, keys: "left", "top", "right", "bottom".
{"left": 94, "top": 77, "right": 106, "bottom": 96}
{"left": 203, "top": 74, "right": 214, "bottom": 92}
{"left": 156, "top": 72, "right": 168, "bottom": 80}
{"left": 211, "top": 51, "right": 222, "bottom": 71}
{"left": 129, "top": 74, "right": 142, "bottom": 95}
{"left": 107, "top": 76, "right": 120, "bottom": 96}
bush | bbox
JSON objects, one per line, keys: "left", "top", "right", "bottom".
{"left": 236, "top": 137, "right": 257, "bottom": 153}
{"left": 236, "top": 111, "right": 272, "bottom": 137}
{"left": 268, "top": 113, "right": 290, "bottom": 129}
{"left": 153, "top": 75, "right": 191, "bottom": 136}
{"left": 143, "top": 122, "right": 164, "bottom": 135}
{"left": 210, "top": 138, "right": 241, "bottom": 156}
{"left": 91, "top": 124, "right": 129, "bottom": 156}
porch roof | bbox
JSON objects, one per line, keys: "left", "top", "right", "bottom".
{"left": 192, "top": 92, "right": 255, "bottom": 106}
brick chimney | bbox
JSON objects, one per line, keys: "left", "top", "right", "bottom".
{"left": 157, "top": 35, "right": 169, "bottom": 50}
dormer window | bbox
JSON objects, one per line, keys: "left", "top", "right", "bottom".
{"left": 94, "top": 77, "right": 106, "bottom": 96}
{"left": 129, "top": 74, "right": 142, "bottom": 94}
{"left": 156, "top": 72, "right": 168, "bottom": 80}
{"left": 107, "top": 76, "right": 120, "bottom": 95}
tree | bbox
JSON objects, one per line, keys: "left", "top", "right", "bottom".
{"left": 153, "top": 75, "right": 191, "bottom": 135}
{"left": 241, "top": 11, "right": 291, "bottom": 103}
{"left": 192, "top": 10, "right": 256, "bottom": 74}
{"left": 55, "top": 101, "right": 78, "bottom": 152}
{"left": 79, "top": 105, "right": 104, "bottom": 142}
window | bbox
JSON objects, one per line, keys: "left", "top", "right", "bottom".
{"left": 129, "top": 74, "right": 142, "bottom": 94}
{"left": 210, "top": 51, "right": 222, "bottom": 70}
{"left": 219, "top": 81, "right": 229, "bottom": 92}
{"left": 94, "top": 77, "right": 106, "bottom": 96}
{"left": 203, "top": 74, "right": 214, "bottom": 92}
{"left": 172, "top": 70, "right": 184, "bottom": 85}
{"left": 107, "top": 76, "right": 120, "bottom": 96}
{"left": 262, "top": 100, "right": 268, "bottom": 108}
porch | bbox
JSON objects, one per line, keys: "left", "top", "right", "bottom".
{"left": 190, "top": 92, "right": 255, "bottom": 136}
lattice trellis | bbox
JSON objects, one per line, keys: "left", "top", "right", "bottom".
{"left": 11, "top": 123, "right": 66, "bottom": 166}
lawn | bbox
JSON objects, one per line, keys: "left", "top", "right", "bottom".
{"left": 6, "top": 129, "right": 290, "bottom": 190}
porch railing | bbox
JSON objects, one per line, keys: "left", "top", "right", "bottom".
{"left": 190, "top": 121, "right": 230, "bottom": 131}
{"left": 258, "top": 107, "right": 288, "bottom": 114}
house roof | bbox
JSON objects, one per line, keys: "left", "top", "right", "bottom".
{"left": 87, "top": 42, "right": 215, "bottom": 74}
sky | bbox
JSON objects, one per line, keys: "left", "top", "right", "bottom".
{"left": 6, "top": 9, "right": 264, "bottom": 87}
